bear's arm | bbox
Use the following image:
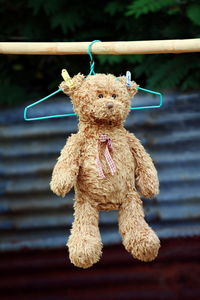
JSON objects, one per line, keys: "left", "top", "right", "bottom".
{"left": 50, "top": 133, "right": 83, "bottom": 197}
{"left": 126, "top": 131, "right": 159, "bottom": 198}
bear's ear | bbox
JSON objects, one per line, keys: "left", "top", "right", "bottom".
{"left": 59, "top": 73, "right": 85, "bottom": 96}
{"left": 118, "top": 76, "right": 138, "bottom": 97}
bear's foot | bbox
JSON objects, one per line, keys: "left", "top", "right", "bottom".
{"left": 67, "top": 234, "right": 102, "bottom": 268}
{"left": 123, "top": 226, "right": 160, "bottom": 262}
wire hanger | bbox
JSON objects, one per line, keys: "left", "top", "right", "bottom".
{"left": 88, "top": 39, "right": 101, "bottom": 75}
{"left": 124, "top": 70, "right": 163, "bottom": 110}
{"left": 24, "top": 40, "right": 163, "bottom": 121}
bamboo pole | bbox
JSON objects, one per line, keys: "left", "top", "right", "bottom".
{"left": 0, "top": 39, "right": 200, "bottom": 55}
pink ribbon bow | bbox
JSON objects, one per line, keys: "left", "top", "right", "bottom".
{"left": 96, "top": 134, "right": 116, "bottom": 178}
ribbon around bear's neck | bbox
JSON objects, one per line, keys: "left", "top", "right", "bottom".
{"left": 96, "top": 134, "right": 116, "bottom": 178}
{"left": 24, "top": 40, "right": 163, "bottom": 121}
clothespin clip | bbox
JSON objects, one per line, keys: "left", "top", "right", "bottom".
{"left": 126, "top": 71, "right": 131, "bottom": 87}
{"left": 61, "top": 69, "right": 74, "bottom": 89}
{"left": 125, "top": 70, "right": 163, "bottom": 110}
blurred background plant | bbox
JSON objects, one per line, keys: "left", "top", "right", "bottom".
{"left": 0, "top": 0, "right": 200, "bottom": 107}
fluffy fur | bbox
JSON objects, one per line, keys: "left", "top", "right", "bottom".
{"left": 50, "top": 73, "right": 160, "bottom": 268}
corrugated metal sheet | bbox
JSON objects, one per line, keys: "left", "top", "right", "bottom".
{"left": 1, "top": 92, "right": 200, "bottom": 252}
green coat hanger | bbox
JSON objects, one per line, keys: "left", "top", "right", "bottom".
{"left": 24, "top": 40, "right": 163, "bottom": 121}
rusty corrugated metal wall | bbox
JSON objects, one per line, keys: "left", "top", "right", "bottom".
{"left": 0, "top": 92, "right": 200, "bottom": 299}
{"left": 1, "top": 238, "right": 200, "bottom": 300}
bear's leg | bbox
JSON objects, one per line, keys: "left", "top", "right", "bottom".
{"left": 118, "top": 191, "right": 160, "bottom": 262}
{"left": 67, "top": 199, "right": 102, "bottom": 268}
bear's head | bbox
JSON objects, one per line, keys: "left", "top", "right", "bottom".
{"left": 60, "top": 73, "right": 138, "bottom": 125}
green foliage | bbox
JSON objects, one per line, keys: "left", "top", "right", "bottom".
{"left": 126, "top": 0, "right": 177, "bottom": 17}
{"left": 0, "top": 0, "right": 200, "bottom": 107}
{"left": 0, "top": 79, "right": 28, "bottom": 106}
{"left": 134, "top": 54, "right": 200, "bottom": 90}
{"left": 105, "top": 1, "right": 125, "bottom": 16}
{"left": 186, "top": 4, "right": 200, "bottom": 26}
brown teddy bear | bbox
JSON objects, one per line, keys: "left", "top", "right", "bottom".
{"left": 50, "top": 73, "right": 160, "bottom": 268}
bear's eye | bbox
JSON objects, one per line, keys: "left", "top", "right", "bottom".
{"left": 112, "top": 94, "right": 117, "bottom": 99}
{"left": 98, "top": 94, "right": 104, "bottom": 98}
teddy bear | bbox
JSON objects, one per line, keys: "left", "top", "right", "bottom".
{"left": 50, "top": 73, "right": 160, "bottom": 268}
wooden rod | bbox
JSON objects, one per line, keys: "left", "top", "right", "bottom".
{"left": 0, "top": 39, "right": 200, "bottom": 55}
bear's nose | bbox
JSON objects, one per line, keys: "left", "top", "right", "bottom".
{"left": 106, "top": 102, "right": 114, "bottom": 109}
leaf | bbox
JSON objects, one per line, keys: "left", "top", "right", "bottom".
{"left": 51, "top": 10, "right": 83, "bottom": 33}
{"left": 43, "top": 0, "right": 61, "bottom": 15}
{"left": 167, "top": 6, "right": 181, "bottom": 15}
{"left": 97, "top": 54, "right": 144, "bottom": 65}
{"left": 27, "top": 0, "right": 45, "bottom": 15}
{"left": 143, "top": 55, "right": 200, "bottom": 90}
{"left": 0, "top": 80, "right": 28, "bottom": 106}
{"left": 186, "top": 4, "right": 200, "bottom": 26}
{"left": 105, "top": 1, "right": 124, "bottom": 16}
{"left": 97, "top": 55, "right": 124, "bottom": 65}
{"left": 126, "top": 0, "right": 177, "bottom": 17}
